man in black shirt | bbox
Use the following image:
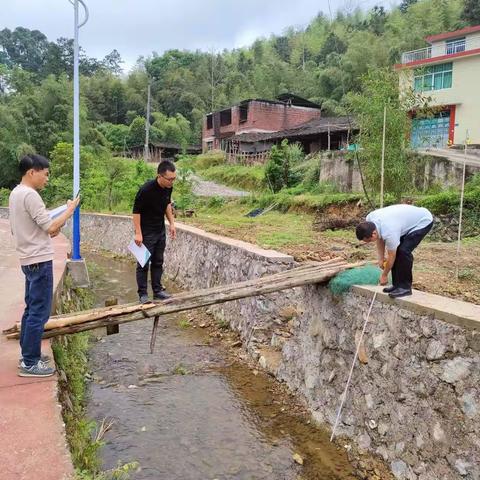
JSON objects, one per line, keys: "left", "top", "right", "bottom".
{"left": 132, "top": 160, "right": 177, "bottom": 303}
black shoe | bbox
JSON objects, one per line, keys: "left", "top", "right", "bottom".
{"left": 153, "top": 291, "right": 171, "bottom": 301}
{"left": 382, "top": 285, "right": 396, "bottom": 293}
{"left": 388, "top": 288, "right": 412, "bottom": 298}
{"left": 139, "top": 294, "right": 151, "bottom": 304}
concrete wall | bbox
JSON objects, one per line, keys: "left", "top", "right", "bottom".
{"left": 416, "top": 153, "right": 480, "bottom": 189}
{"left": 319, "top": 153, "right": 363, "bottom": 192}
{"left": 315, "top": 152, "right": 480, "bottom": 193}
{"left": 52, "top": 211, "right": 480, "bottom": 480}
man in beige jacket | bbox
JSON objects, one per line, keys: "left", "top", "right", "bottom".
{"left": 9, "top": 154, "right": 79, "bottom": 377}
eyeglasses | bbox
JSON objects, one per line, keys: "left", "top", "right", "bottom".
{"left": 160, "top": 174, "right": 176, "bottom": 182}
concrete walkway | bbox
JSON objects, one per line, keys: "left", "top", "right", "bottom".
{"left": 354, "top": 285, "right": 480, "bottom": 331}
{"left": 0, "top": 219, "right": 73, "bottom": 480}
{"left": 418, "top": 147, "right": 480, "bottom": 168}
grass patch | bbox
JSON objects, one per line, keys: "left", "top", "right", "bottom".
{"left": 215, "top": 318, "right": 230, "bottom": 330}
{"left": 178, "top": 318, "right": 191, "bottom": 329}
{"left": 173, "top": 363, "right": 189, "bottom": 375}
{"left": 200, "top": 164, "right": 265, "bottom": 192}
{"left": 321, "top": 228, "right": 357, "bottom": 241}
{"left": 183, "top": 202, "right": 315, "bottom": 249}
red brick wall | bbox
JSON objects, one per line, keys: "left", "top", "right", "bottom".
{"left": 237, "top": 101, "right": 320, "bottom": 133}
{"left": 202, "top": 101, "right": 321, "bottom": 150}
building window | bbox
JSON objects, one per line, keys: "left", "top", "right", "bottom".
{"left": 239, "top": 103, "right": 249, "bottom": 123}
{"left": 206, "top": 114, "right": 213, "bottom": 129}
{"left": 220, "top": 109, "right": 232, "bottom": 127}
{"left": 414, "top": 62, "right": 452, "bottom": 92}
{"left": 206, "top": 141, "right": 213, "bottom": 150}
{"left": 446, "top": 37, "right": 465, "bottom": 55}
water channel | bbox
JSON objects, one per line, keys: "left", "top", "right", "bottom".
{"left": 85, "top": 252, "right": 358, "bottom": 480}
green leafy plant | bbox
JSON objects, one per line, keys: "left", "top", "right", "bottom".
{"left": 264, "top": 140, "right": 304, "bottom": 193}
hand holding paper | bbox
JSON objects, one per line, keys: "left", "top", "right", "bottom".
{"left": 128, "top": 240, "right": 151, "bottom": 268}
{"left": 48, "top": 204, "right": 68, "bottom": 220}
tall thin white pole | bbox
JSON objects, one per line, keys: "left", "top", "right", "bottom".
{"left": 380, "top": 104, "right": 387, "bottom": 208}
{"left": 455, "top": 131, "right": 468, "bottom": 278}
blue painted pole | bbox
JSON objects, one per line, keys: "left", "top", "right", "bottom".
{"left": 72, "top": 207, "right": 81, "bottom": 260}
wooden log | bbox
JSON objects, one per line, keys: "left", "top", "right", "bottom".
{"left": 105, "top": 297, "right": 120, "bottom": 335}
{"left": 45, "top": 262, "right": 339, "bottom": 330}
{"left": 5, "top": 261, "right": 363, "bottom": 340}
{"left": 150, "top": 316, "right": 160, "bottom": 354}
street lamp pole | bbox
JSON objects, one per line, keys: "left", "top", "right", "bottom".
{"left": 71, "top": 0, "right": 89, "bottom": 260}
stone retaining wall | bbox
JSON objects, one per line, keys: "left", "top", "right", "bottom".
{"left": 314, "top": 152, "right": 480, "bottom": 193}
{"left": 2, "top": 208, "right": 478, "bottom": 480}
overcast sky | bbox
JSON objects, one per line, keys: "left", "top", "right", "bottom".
{"left": 3, "top": 0, "right": 396, "bottom": 71}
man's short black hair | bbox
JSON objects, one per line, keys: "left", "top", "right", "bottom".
{"left": 356, "top": 221, "right": 377, "bottom": 241}
{"left": 19, "top": 154, "right": 50, "bottom": 176}
{"left": 157, "top": 160, "right": 176, "bottom": 175}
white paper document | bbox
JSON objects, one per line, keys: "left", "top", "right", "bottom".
{"left": 128, "top": 240, "right": 151, "bottom": 268}
{"left": 48, "top": 204, "right": 68, "bottom": 219}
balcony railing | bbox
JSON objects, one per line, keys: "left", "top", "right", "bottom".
{"left": 401, "top": 36, "right": 480, "bottom": 64}
{"left": 401, "top": 46, "right": 432, "bottom": 64}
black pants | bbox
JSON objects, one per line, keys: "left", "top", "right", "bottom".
{"left": 391, "top": 221, "right": 433, "bottom": 290}
{"left": 136, "top": 229, "right": 166, "bottom": 297}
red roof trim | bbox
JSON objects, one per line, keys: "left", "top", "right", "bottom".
{"left": 425, "top": 25, "right": 480, "bottom": 43}
{"left": 394, "top": 47, "right": 480, "bottom": 70}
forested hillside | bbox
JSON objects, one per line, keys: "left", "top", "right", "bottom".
{"left": 1, "top": 0, "right": 478, "bottom": 189}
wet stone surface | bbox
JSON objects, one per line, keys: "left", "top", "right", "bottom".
{"left": 85, "top": 252, "right": 357, "bottom": 480}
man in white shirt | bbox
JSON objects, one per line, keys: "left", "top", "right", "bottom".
{"left": 356, "top": 204, "right": 433, "bottom": 298}
{"left": 9, "top": 154, "right": 79, "bottom": 377}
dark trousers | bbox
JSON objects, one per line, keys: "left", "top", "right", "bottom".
{"left": 391, "top": 222, "right": 433, "bottom": 290}
{"left": 136, "top": 229, "right": 166, "bottom": 297}
{"left": 20, "top": 261, "right": 53, "bottom": 367}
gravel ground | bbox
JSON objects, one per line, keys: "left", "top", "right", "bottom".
{"left": 191, "top": 174, "right": 249, "bottom": 197}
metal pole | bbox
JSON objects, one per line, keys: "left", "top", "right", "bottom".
{"left": 144, "top": 82, "right": 151, "bottom": 162}
{"left": 71, "top": 0, "right": 89, "bottom": 260}
{"left": 380, "top": 104, "right": 387, "bottom": 208}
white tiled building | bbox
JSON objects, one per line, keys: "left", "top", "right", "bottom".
{"left": 397, "top": 25, "right": 480, "bottom": 148}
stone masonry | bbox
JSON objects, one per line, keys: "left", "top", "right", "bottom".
{"left": 20, "top": 209, "right": 478, "bottom": 480}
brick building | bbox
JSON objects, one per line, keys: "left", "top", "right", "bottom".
{"left": 202, "top": 94, "right": 322, "bottom": 151}
{"left": 228, "top": 116, "right": 355, "bottom": 159}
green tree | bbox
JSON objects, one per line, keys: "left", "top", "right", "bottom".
{"left": 0, "top": 27, "right": 49, "bottom": 72}
{"left": 0, "top": 104, "right": 25, "bottom": 188}
{"left": 264, "top": 140, "right": 303, "bottom": 192}
{"left": 347, "top": 68, "right": 410, "bottom": 202}
{"left": 102, "top": 49, "right": 124, "bottom": 75}
{"left": 462, "top": 0, "right": 480, "bottom": 25}
{"left": 98, "top": 123, "right": 130, "bottom": 152}
{"left": 128, "top": 116, "right": 146, "bottom": 147}
{"left": 399, "top": 0, "right": 418, "bottom": 13}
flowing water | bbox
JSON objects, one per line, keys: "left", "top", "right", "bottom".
{"left": 85, "top": 252, "right": 358, "bottom": 480}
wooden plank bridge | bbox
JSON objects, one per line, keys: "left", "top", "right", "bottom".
{"left": 3, "top": 259, "right": 360, "bottom": 352}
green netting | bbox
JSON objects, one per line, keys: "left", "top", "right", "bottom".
{"left": 328, "top": 265, "right": 381, "bottom": 295}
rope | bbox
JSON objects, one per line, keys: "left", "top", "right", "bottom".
{"left": 330, "top": 289, "right": 378, "bottom": 442}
